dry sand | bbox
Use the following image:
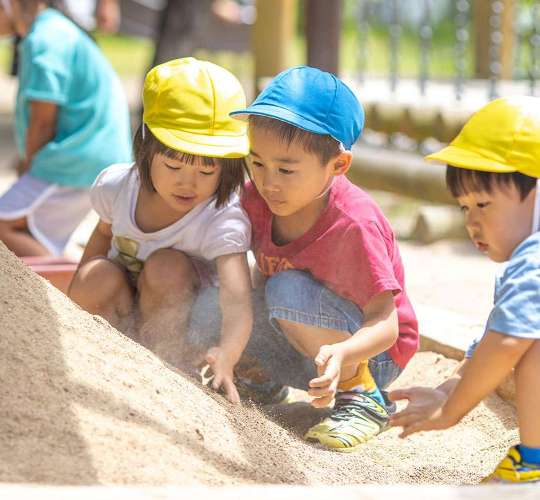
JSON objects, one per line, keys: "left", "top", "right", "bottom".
{"left": 0, "top": 242, "right": 518, "bottom": 486}
{"left": 400, "top": 239, "right": 498, "bottom": 320}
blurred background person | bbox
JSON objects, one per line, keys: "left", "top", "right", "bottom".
{"left": 0, "top": 0, "right": 132, "bottom": 257}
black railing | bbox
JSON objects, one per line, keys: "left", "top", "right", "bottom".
{"left": 352, "top": 0, "right": 540, "bottom": 101}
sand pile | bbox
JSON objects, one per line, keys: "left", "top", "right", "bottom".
{"left": 0, "top": 242, "right": 518, "bottom": 486}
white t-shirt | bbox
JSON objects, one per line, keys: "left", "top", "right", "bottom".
{"left": 90, "top": 163, "right": 251, "bottom": 284}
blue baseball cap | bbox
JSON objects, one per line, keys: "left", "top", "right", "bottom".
{"left": 230, "top": 66, "right": 364, "bottom": 150}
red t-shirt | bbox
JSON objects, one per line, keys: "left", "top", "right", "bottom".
{"left": 241, "top": 176, "right": 419, "bottom": 368}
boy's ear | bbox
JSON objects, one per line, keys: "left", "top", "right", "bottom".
{"left": 330, "top": 151, "right": 353, "bottom": 176}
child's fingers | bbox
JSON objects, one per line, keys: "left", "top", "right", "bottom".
{"left": 210, "top": 370, "right": 240, "bottom": 404}
{"left": 311, "top": 362, "right": 340, "bottom": 387}
{"left": 211, "top": 373, "right": 223, "bottom": 391}
{"left": 389, "top": 410, "right": 419, "bottom": 428}
{"left": 223, "top": 378, "right": 240, "bottom": 404}
{"left": 399, "top": 421, "right": 425, "bottom": 439}
{"left": 309, "top": 376, "right": 338, "bottom": 405}
{"left": 324, "top": 357, "right": 341, "bottom": 379}
{"left": 329, "top": 377, "right": 339, "bottom": 396}
{"left": 206, "top": 351, "right": 217, "bottom": 365}
{"left": 388, "top": 389, "right": 411, "bottom": 402}
{"left": 308, "top": 385, "right": 334, "bottom": 398}
{"left": 310, "top": 394, "right": 334, "bottom": 408}
{"left": 309, "top": 373, "right": 334, "bottom": 388}
{"left": 314, "top": 350, "right": 331, "bottom": 367}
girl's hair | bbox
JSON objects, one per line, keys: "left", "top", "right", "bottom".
{"left": 446, "top": 165, "right": 537, "bottom": 201}
{"left": 133, "top": 125, "right": 247, "bottom": 208}
{"left": 249, "top": 115, "right": 343, "bottom": 165}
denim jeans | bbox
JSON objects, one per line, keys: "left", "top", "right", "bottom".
{"left": 186, "top": 270, "right": 403, "bottom": 391}
{"left": 265, "top": 270, "right": 403, "bottom": 390}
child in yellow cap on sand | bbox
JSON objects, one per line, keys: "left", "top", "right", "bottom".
{"left": 69, "top": 57, "right": 253, "bottom": 403}
{"left": 390, "top": 96, "right": 540, "bottom": 484}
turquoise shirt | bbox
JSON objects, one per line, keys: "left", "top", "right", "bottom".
{"left": 15, "top": 9, "right": 132, "bottom": 188}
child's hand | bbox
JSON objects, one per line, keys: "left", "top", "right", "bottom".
{"left": 388, "top": 387, "right": 455, "bottom": 438}
{"left": 205, "top": 346, "right": 241, "bottom": 404}
{"left": 308, "top": 344, "right": 345, "bottom": 408}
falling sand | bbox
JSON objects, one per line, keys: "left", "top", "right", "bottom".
{"left": 0, "top": 242, "right": 517, "bottom": 486}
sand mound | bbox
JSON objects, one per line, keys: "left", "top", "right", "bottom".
{"left": 0, "top": 242, "right": 518, "bottom": 486}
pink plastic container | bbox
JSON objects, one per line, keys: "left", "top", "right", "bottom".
{"left": 20, "top": 257, "right": 78, "bottom": 294}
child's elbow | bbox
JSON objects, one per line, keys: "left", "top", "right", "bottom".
{"left": 385, "top": 318, "right": 400, "bottom": 349}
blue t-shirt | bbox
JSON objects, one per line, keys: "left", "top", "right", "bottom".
{"left": 15, "top": 9, "right": 132, "bottom": 188}
{"left": 466, "top": 231, "right": 540, "bottom": 357}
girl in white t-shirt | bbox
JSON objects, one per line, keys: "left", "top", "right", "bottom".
{"left": 69, "top": 58, "right": 253, "bottom": 403}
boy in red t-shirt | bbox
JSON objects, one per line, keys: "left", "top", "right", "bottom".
{"left": 230, "top": 66, "right": 419, "bottom": 451}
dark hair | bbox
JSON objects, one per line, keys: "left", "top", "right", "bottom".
{"left": 249, "top": 115, "right": 342, "bottom": 165}
{"left": 10, "top": 2, "right": 95, "bottom": 76}
{"left": 446, "top": 165, "right": 537, "bottom": 201}
{"left": 17, "top": 1, "right": 96, "bottom": 39}
{"left": 132, "top": 125, "right": 246, "bottom": 208}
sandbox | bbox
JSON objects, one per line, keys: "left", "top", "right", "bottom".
{"left": 0, "top": 241, "right": 522, "bottom": 496}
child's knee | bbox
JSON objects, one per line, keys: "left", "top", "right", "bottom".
{"left": 141, "top": 249, "right": 197, "bottom": 292}
{"left": 0, "top": 218, "right": 25, "bottom": 237}
{"left": 0, "top": 219, "right": 9, "bottom": 235}
{"left": 71, "top": 258, "right": 127, "bottom": 297}
{"left": 0, "top": 221, "right": 8, "bottom": 240}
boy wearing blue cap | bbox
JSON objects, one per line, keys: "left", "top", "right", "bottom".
{"left": 231, "top": 66, "right": 419, "bottom": 450}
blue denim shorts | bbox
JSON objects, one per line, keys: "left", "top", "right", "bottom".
{"left": 186, "top": 270, "right": 403, "bottom": 391}
{"left": 265, "top": 270, "right": 403, "bottom": 390}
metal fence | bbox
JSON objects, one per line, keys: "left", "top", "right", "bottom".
{"left": 351, "top": 0, "right": 540, "bottom": 101}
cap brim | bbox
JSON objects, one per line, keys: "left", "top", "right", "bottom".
{"left": 425, "top": 145, "right": 517, "bottom": 173}
{"left": 147, "top": 124, "right": 249, "bottom": 158}
{"left": 230, "top": 104, "right": 330, "bottom": 137}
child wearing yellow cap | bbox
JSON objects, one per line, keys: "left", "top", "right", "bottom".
{"left": 389, "top": 96, "right": 540, "bottom": 484}
{"left": 69, "top": 57, "right": 253, "bottom": 403}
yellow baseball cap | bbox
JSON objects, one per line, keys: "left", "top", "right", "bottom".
{"left": 142, "top": 57, "right": 249, "bottom": 158}
{"left": 425, "top": 96, "right": 540, "bottom": 179}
